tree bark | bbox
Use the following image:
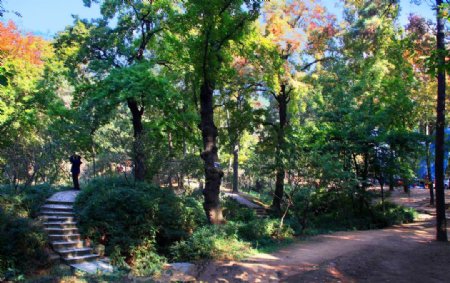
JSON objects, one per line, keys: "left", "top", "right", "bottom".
{"left": 127, "top": 97, "right": 146, "bottom": 181}
{"left": 380, "top": 181, "right": 384, "bottom": 204}
{"left": 199, "top": 82, "right": 224, "bottom": 224}
{"left": 272, "top": 85, "right": 288, "bottom": 213}
{"left": 434, "top": 0, "right": 447, "bottom": 242}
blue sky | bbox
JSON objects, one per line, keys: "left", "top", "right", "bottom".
{"left": 1, "top": 0, "right": 436, "bottom": 39}
{"left": 1, "top": 0, "right": 101, "bottom": 38}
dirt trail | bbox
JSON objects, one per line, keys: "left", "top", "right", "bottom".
{"left": 196, "top": 189, "right": 450, "bottom": 282}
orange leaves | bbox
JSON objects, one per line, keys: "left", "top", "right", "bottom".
{"left": 262, "top": 0, "right": 336, "bottom": 56}
{"left": 0, "top": 20, "right": 50, "bottom": 65}
{"left": 232, "top": 56, "right": 254, "bottom": 77}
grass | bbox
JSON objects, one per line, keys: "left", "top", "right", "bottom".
{"left": 25, "top": 264, "right": 129, "bottom": 283}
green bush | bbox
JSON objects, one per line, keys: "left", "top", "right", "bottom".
{"left": 222, "top": 197, "right": 259, "bottom": 222}
{"left": 289, "top": 187, "right": 416, "bottom": 234}
{"left": 0, "top": 183, "right": 59, "bottom": 218}
{"left": 237, "top": 218, "right": 294, "bottom": 245}
{"left": 0, "top": 210, "right": 50, "bottom": 281}
{"left": 170, "top": 225, "right": 253, "bottom": 261}
{"left": 129, "top": 238, "right": 166, "bottom": 277}
{"left": 372, "top": 202, "right": 417, "bottom": 227}
{"left": 0, "top": 183, "right": 60, "bottom": 280}
{"left": 74, "top": 176, "right": 205, "bottom": 275}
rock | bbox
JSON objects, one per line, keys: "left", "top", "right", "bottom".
{"left": 152, "top": 262, "right": 197, "bottom": 282}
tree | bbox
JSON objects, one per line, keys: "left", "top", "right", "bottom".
{"left": 55, "top": 0, "right": 175, "bottom": 181}
{"left": 309, "top": 0, "right": 420, "bottom": 210}
{"left": 175, "top": 0, "right": 262, "bottom": 223}
{"left": 249, "top": 0, "right": 336, "bottom": 212}
{"left": 434, "top": 0, "right": 448, "bottom": 242}
{"left": 405, "top": 14, "right": 437, "bottom": 204}
{"left": 0, "top": 21, "right": 52, "bottom": 145}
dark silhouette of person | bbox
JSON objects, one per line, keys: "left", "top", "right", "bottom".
{"left": 69, "top": 154, "right": 82, "bottom": 190}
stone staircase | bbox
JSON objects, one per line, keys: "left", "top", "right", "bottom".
{"left": 40, "top": 198, "right": 99, "bottom": 265}
{"left": 40, "top": 191, "right": 113, "bottom": 274}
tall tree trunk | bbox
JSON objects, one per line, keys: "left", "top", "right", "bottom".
{"left": 232, "top": 143, "right": 239, "bottom": 193}
{"left": 379, "top": 178, "right": 385, "bottom": 204}
{"left": 127, "top": 97, "right": 146, "bottom": 181}
{"left": 434, "top": 0, "right": 448, "bottom": 242}
{"left": 389, "top": 150, "right": 395, "bottom": 191}
{"left": 199, "top": 82, "right": 224, "bottom": 224}
{"left": 92, "top": 143, "right": 97, "bottom": 178}
{"left": 362, "top": 151, "right": 369, "bottom": 190}
{"left": 272, "top": 85, "right": 288, "bottom": 213}
{"left": 167, "top": 131, "right": 174, "bottom": 188}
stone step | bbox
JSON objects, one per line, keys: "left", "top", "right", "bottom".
{"left": 45, "top": 227, "right": 79, "bottom": 235}
{"left": 44, "top": 221, "right": 77, "bottom": 228}
{"left": 41, "top": 210, "right": 75, "bottom": 217}
{"left": 46, "top": 200, "right": 76, "bottom": 206}
{"left": 63, "top": 254, "right": 99, "bottom": 264}
{"left": 51, "top": 240, "right": 85, "bottom": 250}
{"left": 43, "top": 191, "right": 110, "bottom": 269}
{"left": 41, "top": 204, "right": 74, "bottom": 212}
{"left": 40, "top": 215, "right": 75, "bottom": 222}
{"left": 57, "top": 247, "right": 93, "bottom": 258}
{"left": 70, "top": 260, "right": 114, "bottom": 274}
{"left": 48, "top": 233, "right": 81, "bottom": 241}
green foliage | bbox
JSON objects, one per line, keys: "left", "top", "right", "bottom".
{"left": 129, "top": 238, "right": 166, "bottom": 277}
{"left": 0, "top": 184, "right": 59, "bottom": 218}
{"left": 372, "top": 202, "right": 417, "bottom": 227}
{"left": 237, "top": 218, "right": 294, "bottom": 245}
{"left": 74, "top": 176, "right": 205, "bottom": 274}
{"left": 222, "top": 197, "right": 259, "bottom": 222}
{"left": 0, "top": 184, "right": 60, "bottom": 280}
{"left": 0, "top": 210, "right": 50, "bottom": 281}
{"left": 288, "top": 187, "right": 416, "bottom": 235}
{"left": 170, "top": 225, "right": 253, "bottom": 261}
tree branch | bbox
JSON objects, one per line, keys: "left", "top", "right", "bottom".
{"left": 298, "top": 57, "right": 333, "bottom": 72}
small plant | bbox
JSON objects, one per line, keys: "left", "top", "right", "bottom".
{"left": 238, "top": 218, "right": 294, "bottom": 245}
{"left": 0, "top": 210, "right": 50, "bottom": 281}
{"left": 222, "top": 197, "right": 259, "bottom": 222}
{"left": 372, "top": 202, "right": 417, "bottom": 227}
{"left": 170, "top": 225, "right": 253, "bottom": 261}
{"left": 130, "top": 239, "right": 166, "bottom": 277}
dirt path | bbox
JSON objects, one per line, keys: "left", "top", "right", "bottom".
{"left": 196, "top": 189, "right": 450, "bottom": 282}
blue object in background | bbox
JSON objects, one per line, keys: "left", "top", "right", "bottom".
{"left": 416, "top": 128, "right": 450, "bottom": 181}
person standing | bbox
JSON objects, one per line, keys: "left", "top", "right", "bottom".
{"left": 69, "top": 154, "right": 82, "bottom": 190}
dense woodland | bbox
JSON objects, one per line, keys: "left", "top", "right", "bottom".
{"left": 0, "top": 0, "right": 449, "bottom": 280}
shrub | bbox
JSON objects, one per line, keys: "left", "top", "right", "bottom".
{"left": 129, "top": 239, "right": 166, "bottom": 277}
{"left": 0, "top": 210, "right": 50, "bottom": 281}
{"left": 289, "top": 187, "right": 416, "bottom": 233}
{"left": 372, "top": 202, "right": 417, "bottom": 227}
{"left": 74, "top": 176, "right": 205, "bottom": 275}
{"left": 238, "top": 218, "right": 294, "bottom": 245}
{"left": 170, "top": 225, "right": 253, "bottom": 261}
{"left": 0, "top": 183, "right": 59, "bottom": 218}
{"left": 222, "top": 197, "right": 258, "bottom": 222}
{"left": 0, "top": 183, "right": 59, "bottom": 280}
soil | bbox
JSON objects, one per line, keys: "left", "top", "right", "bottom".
{"left": 196, "top": 188, "right": 450, "bottom": 282}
